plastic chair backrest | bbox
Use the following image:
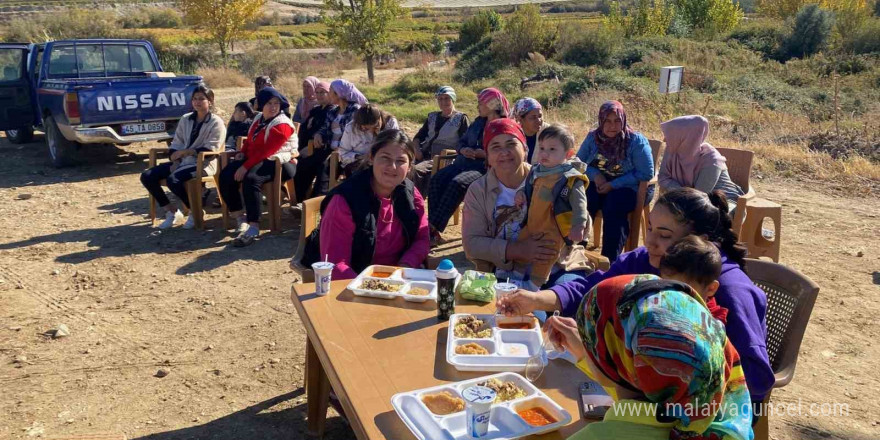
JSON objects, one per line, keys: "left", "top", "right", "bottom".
{"left": 716, "top": 147, "right": 753, "bottom": 194}
{"left": 744, "top": 258, "right": 820, "bottom": 388}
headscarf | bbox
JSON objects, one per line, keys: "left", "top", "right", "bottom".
{"left": 478, "top": 88, "right": 510, "bottom": 118}
{"left": 483, "top": 118, "right": 527, "bottom": 151}
{"left": 330, "top": 79, "right": 368, "bottom": 106}
{"left": 660, "top": 115, "right": 727, "bottom": 188}
{"left": 589, "top": 100, "right": 633, "bottom": 171}
{"left": 513, "top": 97, "right": 542, "bottom": 119}
{"left": 316, "top": 81, "right": 331, "bottom": 93}
{"left": 576, "top": 274, "right": 753, "bottom": 440}
{"left": 436, "top": 85, "right": 457, "bottom": 102}
{"left": 256, "top": 87, "right": 290, "bottom": 112}
{"left": 299, "top": 76, "right": 321, "bottom": 120}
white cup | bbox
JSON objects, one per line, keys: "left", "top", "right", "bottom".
{"left": 494, "top": 282, "right": 518, "bottom": 302}
{"left": 312, "top": 262, "right": 335, "bottom": 296}
{"left": 463, "top": 386, "right": 496, "bottom": 438}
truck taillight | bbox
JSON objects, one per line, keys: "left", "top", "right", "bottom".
{"left": 64, "top": 93, "right": 81, "bottom": 125}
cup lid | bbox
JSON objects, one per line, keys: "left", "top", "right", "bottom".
{"left": 312, "top": 262, "right": 334, "bottom": 269}
{"left": 462, "top": 386, "right": 496, "bottom": 404}
{"left": 437, "top": 259, "right": 455, "bottom": 271}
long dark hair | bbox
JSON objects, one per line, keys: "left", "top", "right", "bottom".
{"left": 655, "top": 187, "right": 748, "bottom": 269}
{"left": 234, "top": 101, "right": 256, "bottom": 120}
{"left": 364, "top": 129, "right": 415, "bottom": 176}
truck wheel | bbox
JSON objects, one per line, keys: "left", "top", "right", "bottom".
{"left": 5, "top": 127, "right": 34, "bottom": 144}
{"left": 44, "top": 116, "right": 78, "bottom": 168}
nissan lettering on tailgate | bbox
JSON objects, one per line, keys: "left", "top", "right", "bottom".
{"left": 79, "top": 86, "right": 190, "bottom": 123}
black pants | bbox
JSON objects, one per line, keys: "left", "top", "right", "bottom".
{"left": 140, "top": 162, "right": 198, "bottom": 209}
{"left": 219, "top": 159, "right": 296, "bottom": 223}
{"left": 427, "top": 159, "right": 485, "bottom": 232}
{"left": 292, "top": 147, "right": 332, "bottom": 202}
{"left": 586, "top": 182, "right": 655, "bottom": 261}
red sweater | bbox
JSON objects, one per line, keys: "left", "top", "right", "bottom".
{"left": 241, "top": 121, "right": 294, "bottom": 169}
{"left": 707, "top": 296, "right": 729, "bottom": 324}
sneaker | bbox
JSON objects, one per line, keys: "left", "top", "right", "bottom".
{"left": 157, "top": 210, "right": 183, "bottom": 229}
{"left": 233, "top": 225, "right": 259, "bottom": 247}
{"left": 182, "top": 211, "right": 204, "bottom": 230}
{"left": 235, "top": 216, "right": 249, "bottom": 234}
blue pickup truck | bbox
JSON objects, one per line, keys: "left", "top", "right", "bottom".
{"left": 0, "top": 40, "right": 202, "bottom": 167}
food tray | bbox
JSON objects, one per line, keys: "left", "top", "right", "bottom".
{"left": 346, "top": 265, "right": 455, "bottom": 303}
{"left": 447, "top": 314, "right": 544, "bottom": 372}
{"left": 391, "top": 372, "right": 571, "bottom": 440}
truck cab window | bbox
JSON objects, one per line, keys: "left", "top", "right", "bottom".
{"left": 104, "top": 45, "right": 131, "bottom": 73}
{"left": 76, "top": 44, "right": 105, "bottom": 75}
{"left": 48, "top": 46, "right": 77, "bottom": 76}
{"left": 0, "top": 49, "right": 24, "bottom": 82}
{"left": 130, "top": 45, "right": 156, "bottom": 72}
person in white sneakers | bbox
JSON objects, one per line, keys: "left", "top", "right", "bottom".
{"left": 217, "top": 87, "right": 298, "bottom": 247}
{"left": 140, "top": 83, "right": 226, "bottom": 230}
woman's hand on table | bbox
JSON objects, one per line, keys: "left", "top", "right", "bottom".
{"left": 544, "top": 315, "right": 587, "bottom": 361}
{"left": 506, "top": 233, "right": 558, "bottom": 263}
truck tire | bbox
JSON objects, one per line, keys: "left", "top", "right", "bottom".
{"left": 5, "top": 127, "right": 34, "bottom": 144}
{"left": 44, "top": 116, "right": 78, "bottom": 168}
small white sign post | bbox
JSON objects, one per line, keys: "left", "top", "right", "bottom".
{"left": 659, "top": 66, "right": 683, "bottom": 94}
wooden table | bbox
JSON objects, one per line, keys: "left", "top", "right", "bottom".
{"left": 291, "top": 280, "right": 591, "bottom": 439}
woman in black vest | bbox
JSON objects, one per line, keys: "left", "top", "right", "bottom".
{"left": 312, "top": 129, "right": 430, "bottom": 279}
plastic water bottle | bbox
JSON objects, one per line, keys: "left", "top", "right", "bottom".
{"left": 435, "top": 259, "right": 458, "bottom": 321}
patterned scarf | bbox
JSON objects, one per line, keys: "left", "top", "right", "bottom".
{"left": 300, "top": 76, "right": 321, "bottom": 121}
{"left": 590, "top": 100, "right": 632, "bottom": 170}
{"left": 330, "top": 79, "right": 368, "bottom": 106}
{"left": 576, "top": 274, "right": 753, "bottom": 440}
{"left": 478, "top": 88, "right": 511, "bottom": 118}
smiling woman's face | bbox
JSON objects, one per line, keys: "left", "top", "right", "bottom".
{"left": 602, "top": 112, "right": 623, "bottom": 138}
{"left": 371, "top": 142, "right": 411, "bottom": 192}
{"left": 486, "top": 133, "right": 525, "bottom": 174}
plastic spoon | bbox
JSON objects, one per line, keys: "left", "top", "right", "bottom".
{"left": 525, "top": 311, "right": 562, "bottom": 382}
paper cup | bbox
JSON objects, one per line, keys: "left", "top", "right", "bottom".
{"left": 494, "top": 282, "right": 518, "bottom": 302}
{"left": 312, "top": 262, "right": 335, "bottom": 296}
{"left": 463, "top": 386, "right": 496, "bottom": 438}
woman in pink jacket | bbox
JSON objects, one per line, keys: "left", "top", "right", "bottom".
{"left": 301, "top": 129, "right": 430, "bottom": 279}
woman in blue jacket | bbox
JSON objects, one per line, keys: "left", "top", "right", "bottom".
{"left": 577, "top": 100, "right": 654, "bottom": 260}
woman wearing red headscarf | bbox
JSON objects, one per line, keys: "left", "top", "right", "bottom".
{"left": 427, "top": 88, "right": 510, "bottom": 244}
{"left": 461, "top": 118, "right": 591, "bottom": 292}
{"left": 577, "top": 101, "right": 654, "bottom": 261}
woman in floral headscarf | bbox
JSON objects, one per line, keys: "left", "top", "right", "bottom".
{"left": 512, "top": 97, "right": 547, "bottom": 165}
{"left": 427, "top": 87, "right": 510, "bottom": 244}
{"left": 546, "top": 274, "right": 754, "bottom": 440}
{"left": 577, "top": 100, "right": 654, "bottom": 261}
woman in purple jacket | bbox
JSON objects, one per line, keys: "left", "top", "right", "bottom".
{"left": 498, "top": 187, "right": 774, "bottom": 403}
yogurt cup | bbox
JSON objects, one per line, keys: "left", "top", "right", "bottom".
{"left": 462, "top": 385, "right": 496, "bottom": 438}
{"left": 494, "top": 282, "right": 518, "bottom": 302}
{"left": 312, "top": 262, "right": 335, "bottom": 296}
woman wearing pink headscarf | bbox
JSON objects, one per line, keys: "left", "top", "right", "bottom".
{"left": 427, "top": 87, "right": 510, "bottom": 244}
{"left": 658, "top": 115, "right": 743, "bottom": 205}
{"left": 292, "top": 76, "right": 321, "bottom": 124}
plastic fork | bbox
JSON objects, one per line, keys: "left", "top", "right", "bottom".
{"left": 524, "top": 311, "right": 562, "bottom": 382}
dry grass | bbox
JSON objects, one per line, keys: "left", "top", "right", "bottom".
{"left": 196, "top": 67, "right": 251, "bottom": 89}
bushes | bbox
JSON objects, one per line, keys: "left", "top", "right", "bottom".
{"left": 453, "top": 35, "right": 504, "bottom": 82}
{"left": 3, "top": 9, "right": 118, "bottom": 42}
{"left": 845, "top": 19, "right": 880, "bottom": 53}
{"left": 558, "top": 25, "right": 620, "bottom": 67}
{"left": 120, "top": 7, "right": 183, "bottom": 29}
{"left": 783, "top": 4, "right": 834, "bottom": 59}
{"left": 606, "top": 0, "right": 675, "bottom": 37}
{"left": 726, "top": 21, "right": 787, "bottom": 59}
{"left": 196, "top": 67, "right": 251, "bottom": 88}
{"left": 490, "top": 4, "right": 557, "bottom": 64}
{"left": 456, "top": 9, "right": 503, "bottom": 51}
{"left": 674, "top": 0, "right": 744, "bottom": 35}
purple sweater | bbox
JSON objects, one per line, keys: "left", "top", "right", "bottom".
{"left": 551, "top": 246, "right": 775, "bottom": 401}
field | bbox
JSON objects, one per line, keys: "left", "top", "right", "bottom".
{"left": 0, "top": 79, "right": 878, "bottom": 439}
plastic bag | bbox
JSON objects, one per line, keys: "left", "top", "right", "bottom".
{"left": 457, "top": 270, "right": 497, "bottom": 302}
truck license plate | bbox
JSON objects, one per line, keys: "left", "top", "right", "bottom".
{"left": 121, "top": 122, "right": 166, "bottom": 135}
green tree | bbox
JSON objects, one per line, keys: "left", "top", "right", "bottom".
{"left": 674, "top": 0, "right": 743, "bottom": 35}
{"left": 323, "top": 0, "right": 404, "bottom": 84}
{"left": 606, "top": 0, "right": 675, "bottom": 37}
{"left": 179, "top": 0, "right": 266, "bottom": 59}
{"left": 491, "top": 4, "right": 556, "bottom": 64}
{"left": 457, "top": 9, "right": 503, "bottom": 50}
{"left": 785, "top": 4, "right": 835, "bottom": 58}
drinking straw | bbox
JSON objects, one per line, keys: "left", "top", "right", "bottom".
{"left": 324, "top": 254, "right": 328, "bottom": 263}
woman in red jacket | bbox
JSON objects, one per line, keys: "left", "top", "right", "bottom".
{"left": 218, "top": 87, "right": 298, "bottom": 247}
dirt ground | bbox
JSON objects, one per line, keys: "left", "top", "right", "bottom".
{"left": 1, "top": 120, "right": 878, "bottom": 439}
